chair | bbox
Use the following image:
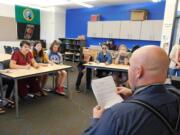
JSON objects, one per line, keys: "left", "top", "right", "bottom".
{"left": 12, "top": 47, "right": 19, "bottom": 52}
{"left": 4, "top": 46, "right": 12, "bottom": 54}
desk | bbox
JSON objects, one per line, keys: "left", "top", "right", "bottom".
{"left": 0, "top": 53, "right": 11, "bottom": 62}
{"left": 84, "top": 62, "right": 129, "bottom": 89}
{"left": 0, "top": 64, "right": 72, "bottom": 118}
{"left": 84, "top": 62, "right": 129, "bottom": 72}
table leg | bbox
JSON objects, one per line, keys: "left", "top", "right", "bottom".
{"left": 85, "top": 67, "right": 93, "bottom": 92}
{"left": 66, "top": 69, "right": 69, "bottom": 97}
{"left": 0, "top": 77, "right": 3, "bottom": 97}
{"left": 14, "top": 79, "right": 19, "bottom": 118}
{"left": 0, "top": 76, "right": 3, "bottom": 106}
{"left": 53, "top": 73, "right": 55, "bottom": 90}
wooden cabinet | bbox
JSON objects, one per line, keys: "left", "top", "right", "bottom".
{"left": 87, "top": 21, "right": 103, "bottom": 38}
{"left": 87, "top": 20, "right": 163, "bottom": 41}
{"left": 140, "top": 20, "right": 163, "bottom": 41}
{"left": 102, "top": 21, "right": 121, "bottom": 39}
{"left": 120, "top": 21, "right": 142, "bottom": 40}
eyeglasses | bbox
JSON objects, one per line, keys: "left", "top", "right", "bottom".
{"left": 102, "top": 47, "right": 107, "bottom": 50}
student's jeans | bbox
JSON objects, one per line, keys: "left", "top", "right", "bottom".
{"left": 2, "top": 78, "right": 14, "bottom": 98}
{"left": 76, "top": 66, "right": 92, "bottom": 89}
{"left": 169, "top": 68, "right": 180, "bottom": 76}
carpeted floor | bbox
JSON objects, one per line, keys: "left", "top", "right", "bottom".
{"left": 0, "top": 61, "right": 96, "bottom": 135}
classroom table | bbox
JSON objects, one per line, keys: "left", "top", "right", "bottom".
{"left": 0, "top": 64, "right": 72, "bottom": 118}
{"left": 0, "top": 53, "right": 11, "bottom": 62}
{"left": 84, "top": 62, "right": 129, "bottom": 89}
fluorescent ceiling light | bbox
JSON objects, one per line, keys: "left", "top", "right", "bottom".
{"left": 72, "top": 1, "right": 94, "bottom": 8}
{"left": 0, "top": 0, "right": 94, "bottom": 8}
{"left": 0, "top": 0, "right": 70, "bottom": 7}
{"left": 152, "top": 0, "right": 161, "bottom": 2}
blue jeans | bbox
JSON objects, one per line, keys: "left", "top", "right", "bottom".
{"left": 169, "top": 68, "right": 180, "bottom": 76}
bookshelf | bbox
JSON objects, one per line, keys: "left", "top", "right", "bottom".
{"left": 59, "top": 38, "right": 86, "bottom": 62}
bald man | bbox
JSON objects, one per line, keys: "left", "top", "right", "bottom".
{"left": 83, "top": 46, "right": 180, "bottom": 135}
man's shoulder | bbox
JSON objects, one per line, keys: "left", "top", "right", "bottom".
{"left": 109, "top": 101, "right": 143, "bottom": 117}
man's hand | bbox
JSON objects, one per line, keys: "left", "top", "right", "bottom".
{"left": 116, "top": 87, "right": 132, "bottom": 99}
{"left": 93, "top": 105, "right": 104, "bottom": 119}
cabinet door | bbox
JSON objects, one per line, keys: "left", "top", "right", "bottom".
{"left": 120, "top": 21, "right": 130, "bottom": 39}
{"left": 129, "top": 21, "right": 142, "bottom": 40}
{"left": 140, "top": 20, "right": 163, "bottom": 41}
{"left": 120, "top": 21, "right": 141, "bottom": 40}
{"left": 87, "top": 21, "right": 103, "bottom": 38}
{"left": 102, "top": 21, "right": 121, "bottom": 39}
{"left": 152, "top": 20, "right": 163, "bottom": 41}
{"left": 140, "top": 21, "right": 154, "bottom": 40}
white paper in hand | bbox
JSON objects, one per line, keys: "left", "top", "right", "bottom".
{"left": 92, "top": 76, "right": 123, "bottom": 109}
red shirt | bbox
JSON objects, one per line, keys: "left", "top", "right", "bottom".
{"left": 11, "top": 51, "right": 33, "bottom": 65}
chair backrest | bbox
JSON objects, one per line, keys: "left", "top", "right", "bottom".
{"left": 12, "top": 47, "right": 19, "bottom": 52}
{"left": 4, "top": 46, "right": 12, "bottom": 54}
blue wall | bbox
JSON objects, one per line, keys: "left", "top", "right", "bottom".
{"left": 66, "top": 1, "right": 166, "bottom": 48}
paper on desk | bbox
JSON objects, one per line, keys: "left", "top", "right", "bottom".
{"left": 92, "top": 76, "right": 123, "bottom": 109}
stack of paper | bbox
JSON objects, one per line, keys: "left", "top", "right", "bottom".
{"left": 92, "top": 76, "right": 124, "bottom": 109}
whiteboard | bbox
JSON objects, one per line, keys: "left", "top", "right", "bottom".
{"left": 0, "top": 16, "right": 17, "bottom": 41}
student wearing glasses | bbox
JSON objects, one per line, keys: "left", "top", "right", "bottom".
{"left": 96, "top": 44, "right": 112, "bottom": 78}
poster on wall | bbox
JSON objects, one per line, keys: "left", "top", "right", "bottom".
{"left": 17, "top": 23, "right": 40, "bottom": 40}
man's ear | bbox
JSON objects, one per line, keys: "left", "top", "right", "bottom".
{"left": 136, "top": 65, "right": 143, "bottom": 79}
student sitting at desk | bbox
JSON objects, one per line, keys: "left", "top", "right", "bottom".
{"left": 10, "top": 40, "right": 42, "bottom": 98}
{"left": 75, "top": 49, "right": 93, "bottom": 92}
{"left": 0, "top": 63, "right": 15, "bottom": 114}
{"left": 48, "top": 40, "right": 67, "bottom": 96}
{"left": 32, "top": 41, "right": 52, "bottom": 96}
{"left": 113, "top": 44, "right": 129, "bottom": 86}
{"left": 96, "top": 44, "right": 112, "bottom": 78}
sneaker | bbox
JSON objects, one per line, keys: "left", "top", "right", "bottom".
{"left": 56, "top": 87, "right": 66, "bottom": 96}
{"left": 43, "top": 88, "right": 52, "bottom": 92}
{"left": 75, "top": 86, "right": 81, "bottom": 93}
{"left": 34, "top": 92, "right": 42, "bottom": 97}
{"left": 0, "top": 108, "right": 5, "bottom": 114}
{"left": 41, "top": 90, "right": 48, "bottom": 96}
{"left": 27, "top": 93, "right": 35, "bottom": 98}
